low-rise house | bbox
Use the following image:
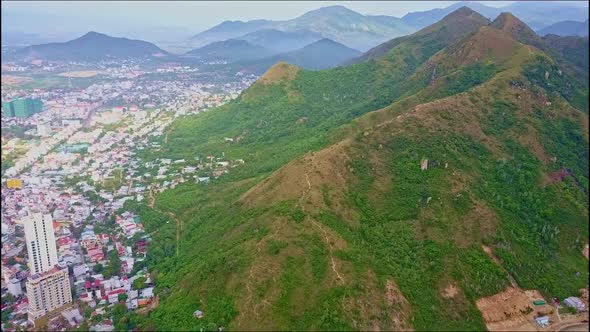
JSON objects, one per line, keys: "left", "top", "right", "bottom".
{"left": 564, "top": 297, "right": 586, "bottom": 312}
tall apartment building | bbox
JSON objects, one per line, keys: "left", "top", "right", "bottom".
{"left": 23, "top": 211, "right": 72, "bottom": 326}
{"left": 26, "top": 267, "right": 72, "bottom": 325}
{"left": 23, "top": 211, "right": 59, "bottom": 275}
{"left": 1, "top": 98, "right": 43, "bottom": 118}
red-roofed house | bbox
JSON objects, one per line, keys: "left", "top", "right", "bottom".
{"left": 88, "top": 247, "right": 104, "bottom": 262}
{"left": 99, "top": 234, "right": 110, "bottom": 245}
{"left": 138, "top": 298, "right": 151, "bottom": 307}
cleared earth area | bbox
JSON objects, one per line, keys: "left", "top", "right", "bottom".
{"left": 1, "top": 75, "right": 32, "bottom": 85}
{"left": 58, "top": 70, "right": 100, "bottom": 77}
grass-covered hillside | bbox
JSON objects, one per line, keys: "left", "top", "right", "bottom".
{"left": 131, "top": 7, "right": 589, "bottom": 331}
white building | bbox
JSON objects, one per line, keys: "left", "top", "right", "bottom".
{"left": 26, "top": 267, "right": 72, "bottom": 326}
{"left": 564, "top": 297, "right": 586, "bottom": 312}
{"left": 23, "top": 210, "right": 59, "bottom": 274}
{"left": 7, "top": 278, "right": 22, "bottom": 297}
{"left": 37, "top": 122, "right": 52, "bottom": 137}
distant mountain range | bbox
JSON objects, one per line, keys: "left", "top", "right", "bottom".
{"left": 537, "top": 19, "right": 589, "bottom": 37}
{"left": 185, "top": 39, "right": 278, "bottom": 63}
{"left": 188, "top": 2, "right": 588, "bottom": 54}
{"left": 236, "top": 29, "right": 323, "bottom": 53}
{"left": 5, "top": 2, "right": 589, "bottom": 64}
{"left": 13, "top": 31, "right": 168, "bottom": 61}
{"left": 237, "top": 38, "right": 361, "bottom": 73}
{"left": 190, "top": 5, "right": 416, "bottom": 52}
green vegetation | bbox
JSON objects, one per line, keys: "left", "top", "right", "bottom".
{"left": 133, "top": 12, "right": 588, "bottom": 331}
{"left": 103, "top": 250, "right": 122, "bottom": 279}
{"left": 523, "top": 56, "right": 589, "bottom": 111}
{"left": 93, "top": 263, "right": 104, "bottom": 273}
{"left": 133, "top": 277, "right": 147, "bottom": 290}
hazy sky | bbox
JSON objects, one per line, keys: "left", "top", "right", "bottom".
{"left": 0, "top": 1, "right": 520, "bottom": 32}
{"left": 2, "top": 1, "right": 588, "bottom": 42}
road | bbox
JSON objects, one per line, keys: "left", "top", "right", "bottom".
{"left": 560, "top": 323, "right": 589, "bottom": 331}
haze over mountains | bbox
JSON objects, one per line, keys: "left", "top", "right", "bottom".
{"left": 538, "top": 19, "right": 589, "bottom": 37}
{"left": 402, "top": 1, "right": 589, "bottom": 30}
{"left": 131, "top": 6, "right": 588, "bottom": 331}
{"left": 236, "top": 29, "right": 323, "bottom": 53}
{"left": 5, "top": 1, "right": 589, "bottom": 66}
{"left": 188, "top": 2, "right": 588, "bottom": 52}
{"left": 12, "top": 31, "right": 168, "bottom": 61}
{"left": 237, "top": 38, "right": 362, "bottom": 73}
{"left": 190, "top": 5, "right": 416, "bottom": 52}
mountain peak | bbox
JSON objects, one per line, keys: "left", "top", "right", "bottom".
{"left": 490, "top": 12, "right": 529, "bottom": 31}
{"left": 416, "top": 6, "right": 489, "bottom": 38}
{"left": 80, "top": 31, "right": 109, "bottom": 39}
{"left": 445, "top": 6, "right": 480, "bottom": 19}
{"left": 300, "top": 5, "right": 361, "bottom": 18}
{"left": 489, "top": 12, "right": 544, "bottom": 49}
{"left": 258, "top": 62, "right": 300, "bottom": 85}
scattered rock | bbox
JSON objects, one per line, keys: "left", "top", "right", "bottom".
{"left": 442, "top": 283, "right": 459, "bottom": 298}
{"left": 420, "top": 159, "right": 428, "bottom": 171}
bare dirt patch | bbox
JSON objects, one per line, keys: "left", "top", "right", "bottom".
{"left": 455, "top": 200, "right": 498, "bottom": 247}
{"left": 583, "top": 244, "right": 589, "bottom": 260}
{"left": 442, "top": 283, "right": 459, "bottom": 299}
{"left": 385, "top": 279, "right": 414, "bottom": 331}
{"left": 58, "top": 70, "right": 100, "bottom": 78}
{"left": 518, "top": 125, "right": 550, "bottom": 164}
{"left": 1, "top": 75, "right": 32, "bottom": 85}
{"left": 240, "top": 139, "right": 353, "bottom": 215}
{"left": 476, "top": 286, "right": 559, "bottom": 331}
{"left": 476, "top": 287, "right": 534, "bottom": 324}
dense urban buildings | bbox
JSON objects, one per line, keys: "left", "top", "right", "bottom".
{"left": 20, "top": 210, "right": 72, "bottom": 326}
{"left": 25, "top": 267, "right": 72, "bottom": 326}
{"left": 22, "top": 211, "right": 58, "bottom": 275}
{"left": 2, "top": 98, "right": 43, "bottom": 118}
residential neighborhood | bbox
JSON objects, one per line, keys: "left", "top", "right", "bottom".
{"left": 1, "top": 58, "right": 257, "bottom": 330}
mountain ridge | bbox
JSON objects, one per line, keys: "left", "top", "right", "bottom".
{"left": 236, "top": 38, "right": 361, "bottom": 73}
{"left": 13, "top": 31, "right": 168, "bottom": 61}
{"left": 189, "top": 5, "right": 416, "bottom": 51}
{"left": 129, "top": 7, "right": 588, "bottom": 331}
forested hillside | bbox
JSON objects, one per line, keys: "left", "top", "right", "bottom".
{"left": 123, "top": 7, "right": 588, "bottom": 331}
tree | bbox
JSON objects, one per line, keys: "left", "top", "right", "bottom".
{"left": 2, "top": 293, "right": 15, "bottom": 304}
{"left": 132, "top": 277, "right": 146, "bottom": 290}
{"left": 6, "top": 257, "right": 16, "bottom": 265}
{"left": 103, "top": 250, "right": 122, "bottom": 279}
{"left": 93, "top": 263, "right": 104, "bottom": 273}
{"left": 118, "top": 293, "right": 128, "bottom": 303}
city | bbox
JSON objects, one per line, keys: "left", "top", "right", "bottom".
{"left": 1, "top": 58, "right": 258, "bottom": 331}
{"left": 1, "top": 1, "right": 589, "bottom": 331}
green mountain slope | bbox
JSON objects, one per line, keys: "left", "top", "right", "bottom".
{"left": 349, "top": 7, "right": 490, "bottom": 64}
{"left": 131, "top": 7, "right": 589, "bottom": 331}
